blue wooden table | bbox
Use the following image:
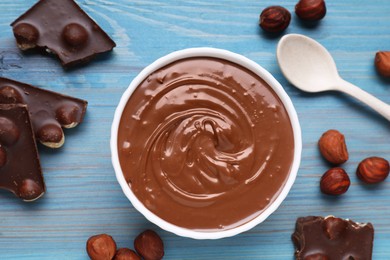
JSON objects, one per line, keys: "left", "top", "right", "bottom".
{"left": 1, "top": 0, "right": 390, "bottom": 259}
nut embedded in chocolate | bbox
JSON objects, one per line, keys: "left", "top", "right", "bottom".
{"left": 56, "top": 103, "right": 82, "bottom": 128}
{"left": 62, "top": 23, "right": 89, "bottom": 47}
{"left": 304, "top": 254, "right": 329, "bottom": 260}
{"left": 114, "top": 248, "right": 141, "bottom": 260}
{"left": 18, "top": 179, "right": 45, "bottom": 201}
{"left": 323, "top": 216, "right": 348, "bottom": 240}
{"left": 134, "top": 230, "right": 164, "bottom": 260}
{"left": 37, "top": 124, "right": 65, "bottom": 148}
{"left": 0, "top": 116, "right": 21, "bottom": 145}
{"left": 12, "top": 22, "right": 39, "bottom": 50}
{"left": 86, "top": 234, "right": 117, "bottom": 260}
{"left": 0, "top": 86, "right": 24, "bottom": 104}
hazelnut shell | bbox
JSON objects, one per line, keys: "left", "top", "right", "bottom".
{"left": 357, "top": 157, "right": 390, "bottom": 184}
{"left": 375, "top": 51, "right": 390, "bottom": 77}
{"left": 86, "top": 234, "right": 117, "bottom": 260}
{"left": 134, "top": 230, "right": 164, "bottom": 260}
{"left": 295, "top": 0, "right": 327, "bottom": 21}
{"left": 320, "top": 167, "right": 350, "bottom": 195}
{"left": 259, "top": 6, "right": 291, "bottom": 33}
{"left": 318, "top": 129, "right": 349, "bottom": 165}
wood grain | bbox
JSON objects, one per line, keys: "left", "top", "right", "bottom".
{"left": 0, "top": 0, "right": 390, "bottom": 259}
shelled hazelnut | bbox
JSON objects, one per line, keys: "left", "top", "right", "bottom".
{"left": 375, "top": 51, "right": 390, "bottom": 77}
{"left": 114, "top": 248, "right": 141, "bottom": 260}
{"left": 86, "top": 234, "right": 117, "bottom": 260}
{"left": 357, "top": 157, "right": 389, "bottom": 184}
{"left": 318, "top": 130, "right": 349, "bottom": 165}
{"left": 295, "top": 0, "right": 326, "bottom": 21}
{"left": 259, "top": 6, "right": 291, "bottom": 33}
{"left": 134, "top": 230, "right": 164, "bottom": 260}
{"left": 320, "top": 168, "right": 350, "bottom": 195}
{"left": 87, "top": 230, "right": 164, "bottom": 260}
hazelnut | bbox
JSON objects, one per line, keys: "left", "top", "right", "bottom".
{"left": 259, "top": 6, "right": 291, "bottom": 33}
{"left": 323, "top": 216, "right": 347, "bottom": 240}
{"left": 12, "top": 23, "right": 39, "bottom": 50}
{"left": 62, "top": 23, "right": 89, "bottom": 47}
{"left": 320, "top": 168, "right": 350, "bottom": 195}
{"left": 375, "top": 51, "right": 390, "bottom": 77}
{"left": 318, "top": 129, "right": 348, "bottom": 165}
{"left": 295, "top": 0, "right": 326, "bottom": 21}
{"left": 56, "top": 104, "right": 81, "bottom": 128}
{"left": 134, "top": 230, "right": 164, "bottom": 260}
{"left": 37, "top": 123, "right": 64, "bottom": 148}
{"left": 304, "top": 254, "right": 329, "bottom": 260}
{"left": 86, "top": 234, "right": 117, "bottom": 260}
{"left": 356, "top": 157, "right": 389, "bottom": 184}
{"left": 0, "top": 116, "right": 20, "bottom": 145}
{"left": 0, "top": 86, "right": 24, "bottom": 104}
{"left": 114, "top": 248, "right": 141, "bottom": 260}
{"left": 18, "top": 179, "right": 45, "bottom": 201}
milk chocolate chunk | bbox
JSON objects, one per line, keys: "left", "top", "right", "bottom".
{"left": 292, "top": 216, "right": 374, "bottom": 260}
{"left": 0, "top": 77, "right": 87, "bottom": 148}
{"left": 11, "top": 0, "right": 116, "bottom": 67}
{"left": 0, "top": 104, "right": 45, "bottom": 201}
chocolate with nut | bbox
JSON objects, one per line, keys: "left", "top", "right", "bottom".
{"left": 0, "top": 77, "right": 87, "bottom": 148}
{"left": 11, "top": 0, "right": 116, "bottom": 67}
{"left": 0, "top": 104, "right": 45, "bottom": 201}
{"left": 292, "top": 216, "right": 374, "bottom": 260}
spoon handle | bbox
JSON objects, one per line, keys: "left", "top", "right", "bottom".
{"left": 337, "top": 78, "right": 390, "bottom": 121}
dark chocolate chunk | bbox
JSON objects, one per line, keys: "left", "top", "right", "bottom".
{"left": 0, "top": 104, "right": 45, "bottom": 201}
{"left": 292, "top": 216, "right": 374, "bottom": 260}
{"left": 0, "top": 77, "right": 87, "bottom": 148}
{"left": 11, "top": 0, "right": 116, "bottom": 67}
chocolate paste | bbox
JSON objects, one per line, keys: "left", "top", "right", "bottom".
{"left": 118, "top": 57, "right": 294, "bottom": 230}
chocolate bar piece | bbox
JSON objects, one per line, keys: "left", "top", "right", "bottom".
{"left": 11, "top": 0, "right": 116, "bottom": 67}
{"left": 292, "top": 216, "right": 374, "bottom": 260}
{"left": 0, "top": 77, "right": 87, "bottom": 148}
{"left": 0, "top": 104, "right": 45, "bottom": 201}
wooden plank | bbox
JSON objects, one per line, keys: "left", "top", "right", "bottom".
{"left": 0, "top": 0, "right": 389, "bottom": 259}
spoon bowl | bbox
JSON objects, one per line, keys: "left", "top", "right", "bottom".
{"left": 277, "top": 34, "right": 340, "bottom": 92}
{"left": 277, "top": 33, "right": 390, "bottom": 121}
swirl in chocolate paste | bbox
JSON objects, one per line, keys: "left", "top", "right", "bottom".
{"left": 118, "top": 57, "right": 294, "bottom": 230}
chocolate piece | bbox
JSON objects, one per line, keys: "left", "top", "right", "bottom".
{"left": 0, "top": 77, "right": 87, "bottom": 148}
{"left": 118, "top": 57, "right": 295, "bottom": 230}
{"left": 292, "top": 216, "right": 374, "bottom": 260}
{"left": 0, "top": 104, "right": 45, "bottom": 201}
{"left": 11, "top": 0, "right": 116, "bottom": 67}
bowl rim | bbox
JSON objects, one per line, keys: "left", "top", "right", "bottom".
{"left": 110, "top": 47, "right": 302, "bottom": 240}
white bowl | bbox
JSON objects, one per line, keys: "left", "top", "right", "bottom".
{"left": 111, "top": 47, "right": 302, "bottom": 240}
